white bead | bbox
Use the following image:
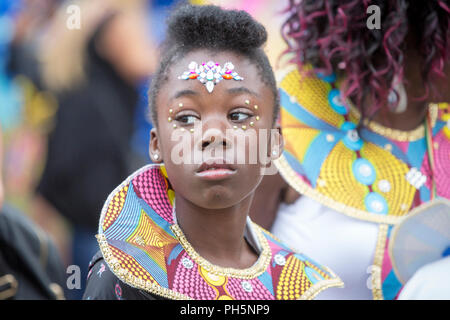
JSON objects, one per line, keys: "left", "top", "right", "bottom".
{"left": 207, "top": 272, "right": 220, "bottom": 282}
{"left": 347, "top": 129, "right": 359, "bottom": 142}
{"left": 359, "top": 164, "right": 372, "bottom": 177}
{"left": 371, "top": 200, "right": 384, "bottom": 212}
{"left": 378, "top": 180, "right": 391, "bottom": 193}
{"left": 274, "top": 254, "right": 286, "bottom": 266}
{"left": 241, "top": 280, "right": 253, "bottom": 292}
{"left": 181, "top": 258, "right": 193, "bottom": 269}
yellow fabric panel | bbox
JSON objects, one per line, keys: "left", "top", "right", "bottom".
{"left": 316, "top": 142, "right": 368, "bottom": 211}
{"left": 281, "top": 108, "right": 320, "bottom": 163}
{"left": 280, "top": 68, "right": 344, "bottom": 128}
{"left": 360, "top": 143, "right": 416, "bottom": 216}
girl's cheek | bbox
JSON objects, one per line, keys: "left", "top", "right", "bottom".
{"left": 164, "top": 128, "right": 200, "bottom": 165}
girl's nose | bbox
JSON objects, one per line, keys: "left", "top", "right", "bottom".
{"left": 197, "top": 118, "right": 232, "bottom": 151}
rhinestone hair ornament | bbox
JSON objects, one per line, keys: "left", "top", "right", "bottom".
{"left": 178, "top": 61, "right": 244, "bottom": 93}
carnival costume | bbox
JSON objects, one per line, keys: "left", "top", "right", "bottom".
{"left": 272, "top": 64, "right": 450, "bottom": 300}
{"left": 83, "top": 164, "right": 343, "bottom": 300}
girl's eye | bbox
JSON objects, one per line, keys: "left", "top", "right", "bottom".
{"left": 175, "top": 114, "right": 199, "bottom": 125}
{"left": 229, "top": 112, "right": 250, "bottom": 122}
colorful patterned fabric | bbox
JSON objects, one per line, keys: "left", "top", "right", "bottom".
{"left": 97, "top": 164, "right": 343, "bottom": 300}
{"left": 275, "top": 64, "right": 450, "bottom": 300}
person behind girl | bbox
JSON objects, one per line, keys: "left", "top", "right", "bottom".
{"left": 82, "top": 3, "right": 343, "bottom": 300}
{"left": 252, "top": 0, "right": 450, "bottom": 300}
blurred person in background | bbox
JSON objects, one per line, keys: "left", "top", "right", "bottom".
{"left": 2, "top": 0, "right": 61, "bottom": 247}
{"left": 251, "top": 0, "right": 450, "bottom": 300}
{"left": 34, "top": 0, "right": 158, "bottom": 299}
{"left": 0, "top": 124, "right": 66, "bottom": 300}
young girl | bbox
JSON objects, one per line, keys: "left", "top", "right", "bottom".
{"left": 82, "top": 4, "right": 343, "bottom": 300}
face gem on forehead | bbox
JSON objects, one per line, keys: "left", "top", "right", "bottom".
{"left": 178, "top": 61, "right": 244, "bottom": 93}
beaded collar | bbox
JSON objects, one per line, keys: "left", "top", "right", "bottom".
{"left": 275, "top": 64, "right": 450, "bottom": 225}
{"left": 97, "top": 164, "right": 343, "bottom": 300}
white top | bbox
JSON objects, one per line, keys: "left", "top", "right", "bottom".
{"left": 398, "top": 256, "right": 450, "bottom": 300}
{"left": 271, "top": 195, "right": 379, "bottom": 300}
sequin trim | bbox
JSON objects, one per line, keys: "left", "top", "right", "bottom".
{"left": 171, "top": 223, "right": 271, "bottom": 279}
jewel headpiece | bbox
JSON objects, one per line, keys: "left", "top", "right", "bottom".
{"left": 178, "top": 61, "right": 244, "bottom": 93}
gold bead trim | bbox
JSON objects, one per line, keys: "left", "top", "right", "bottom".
{"left": 348, "top": 103, "right": 439, "bottom": 142}
{"left": 297, "top": 268, "right": 344, "bottom": 300}
{"left": 371, "top": 224, "right": 388, "bottom": 300}
{"left": 170, "top": 222, "right": 272, "bottom": 279}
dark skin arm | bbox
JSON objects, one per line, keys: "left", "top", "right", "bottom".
{"left": 249, "top": 172, "right": 300, "bottom": 230}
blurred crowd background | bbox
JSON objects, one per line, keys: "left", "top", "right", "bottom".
{"left": 0, "top": 0, "right": 288, "bottom": 299}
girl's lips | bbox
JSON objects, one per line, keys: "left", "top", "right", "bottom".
{"left": 195, "top": 161, "right": 236, "bottom": 180}
{"left": 195, "top": 168, "right": 237, "bottom": 180}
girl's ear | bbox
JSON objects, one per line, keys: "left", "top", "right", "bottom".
{"left": 270, "top": 124, "right": 284, "bottom": 160}
{"left": 260, "top": 124, "right": 283, "bottom": 176}
{"left": 149, "top": 128, "right": 163, "bottom": 163}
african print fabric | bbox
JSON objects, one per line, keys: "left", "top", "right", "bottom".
{"left": 275, "top": 63, "right": 450, "bottom": 300}
{"left": 97, "top": 164, "right": 343, "bottom": 300}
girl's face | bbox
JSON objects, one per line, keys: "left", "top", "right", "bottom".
{"left": 150, "top": 50, "right": 281, "bottom": 210}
